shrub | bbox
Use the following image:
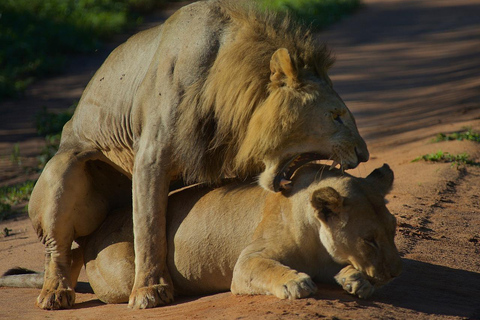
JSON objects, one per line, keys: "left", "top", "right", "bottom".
{"left": 0, "top": 0, "right": 157, "bottom": 99}
{"left": 0, "top": 181, "right": 35, "bottom": 220}
{"left": 258, "top": 0, "right": 361, "bottom": 29}
{"left": 433, "top": 127, "right": 480, "bottom": 143}
{"left": 412, "top": 150, "right": 479, "bottom": 167}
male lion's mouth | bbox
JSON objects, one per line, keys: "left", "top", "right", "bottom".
{"left": 273, "top": 153, "right": 330, "bottom": 192}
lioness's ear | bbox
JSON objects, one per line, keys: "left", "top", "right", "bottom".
{"left": 311, "top": 187, "right": 343, "bottom": 223}
{"left": 270, "top": 48, "right": 298, "bottom": 87}
{"left": 366, "top": 163, "right": 394, "bottom": 196}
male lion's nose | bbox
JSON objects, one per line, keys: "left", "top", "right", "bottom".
{"left": 355, "top": 146, "right": 369, "bottom": 163}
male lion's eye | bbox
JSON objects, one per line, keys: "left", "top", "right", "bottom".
{"left": 333, "top": 113, "right": 343, "bottom": 124}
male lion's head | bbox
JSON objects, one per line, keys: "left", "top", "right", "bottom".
{"left": 174, "top": 5, "right": 368, "bottom": 190}
{"left": 236, "top": 48, "right": 369, "bottom": 192}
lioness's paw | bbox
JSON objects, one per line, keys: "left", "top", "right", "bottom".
{"left": 36, "top": 288, "right": 75, "bottom": 310}
{"left": 128, "top": 284, "right": 174, "bottom": 309}
{"left": 275, "top": 272, "right": 317, "bottom": 299}
{"left": 335, "top": 266, "right": 374, "bottom": 299}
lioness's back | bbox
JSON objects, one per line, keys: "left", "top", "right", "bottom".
{"left": 85, "top": 180, "right": 268, "bottom": 299}
{"left": 166, "top": 182, "right": 267, "bottom": 295}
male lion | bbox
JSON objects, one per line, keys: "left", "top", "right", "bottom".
{"left": 2, "top": 165, "right": 400, "bottom": 304}
{"left": 28, "top": 0, "right": 369, "bottom": 310}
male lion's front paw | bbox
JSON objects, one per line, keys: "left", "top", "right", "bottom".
{"left": 128, "top": 284, "right": 174, "bottom": 309}
{"left": 335, "top": 266, "right": 374, "bottom": 299}
{"left": 36, "top": 288, "right": 75, "bottom": 310}
{"left": 274, "top": 272, "right": 317, "bottom": 299}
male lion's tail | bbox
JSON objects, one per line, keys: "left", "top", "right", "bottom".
{"left": 0, "top": 267, "right": 44, "bottom": 288}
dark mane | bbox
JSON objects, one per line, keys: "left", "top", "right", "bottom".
{"left": 173, "top": 0, "right": 335, "bottom": 184}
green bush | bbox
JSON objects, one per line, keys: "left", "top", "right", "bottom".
{"left": 35, "top": 105, "right": 75, "bottom": 136}
{"left": 0, "top": 0, "right": 360, "bottom": 99}
{"left": 412, "top": 150, "right": 480, "bottom": 167}
{"left": 34, "top": 105, "right": 76, "bottom": 167}
{"left": 258, "top": 0, "right": 361, "bottom": 29}
{"left": 0, "top": 0, "right": 162, "bottom": 99}
{"left": 433, "top": 127, "right": 480, "bottom": 143}
{"left": 0, "top": 180, "right": 35, "bottom": 220}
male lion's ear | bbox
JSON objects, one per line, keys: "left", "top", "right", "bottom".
{"left": 270, "top": 48, "right": 298, "bottom": 87}
{"left": 311, "top": 187, "right": 343, "bottom": 223}
{"left": 366, "top": 163, "right": 394, "bottom": 196}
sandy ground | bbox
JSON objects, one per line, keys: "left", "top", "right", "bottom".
{"left": 1, "top": 0, "right": 480, "bottom": 319}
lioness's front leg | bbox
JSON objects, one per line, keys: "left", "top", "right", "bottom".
{"left": 334, "top": 265, "right": 375, "bottom": 299}
{"left": 231, "top": 247, "right": 317, "bottom": 299}
{"left": 128, "top": 144, "right": 174, "bottom": 309}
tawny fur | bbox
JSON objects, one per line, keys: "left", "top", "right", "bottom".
{"left": 174, "top": 1, "right": 335, "bottom": 181}
{"left": 27, "top": 0, "right": 369, "bottom": 310}
{"left": 7, "top": 165, "right": 401, "bottom": 304}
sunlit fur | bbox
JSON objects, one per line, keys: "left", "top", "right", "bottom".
{"left": 2, "top": 165, "right": 401, "bottom": 302}
{"left": 173, "top": 1, "right": 335, "bottom": 183}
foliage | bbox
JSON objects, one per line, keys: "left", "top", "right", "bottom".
{"left": 3, "top": 106, "right": 69, "bottom": 220}
{"left": 1, "top": 0, "right": 362, "bottom": 220}
{"left": 0, "top": 181, "right": 35, "bottom": 220}
{"left": 258, "top": 0, "right": 361, "bottom": 29}
{"left": 0, "top": 0, "right": 168, "bottom": 99}
{"left": 10, "top": 143, "right": 21, "bottom": 165}
{"left": 35, "top": 105, "right": 75, "bottom": 136}
{"left": 34, "top": 105, "right": 75, "bottom": 167}
{"left": 0, "top": 0, "right": 362, "bottom": 99}
{"left": 412, "top": 150, "right": 480, "bottom": 167}
{"left": 37, "top": 134, "right": 62, "bottom": 169}
{"left": 2, "top": 227, "right": 13, "bottom": 237}
{"left": 8, "top": 106, "right": 74, "bottom": 172}
{"left": 433, "top": 127, "right": 480, "bottom": 143}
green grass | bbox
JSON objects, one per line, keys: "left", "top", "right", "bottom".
{"left": 2, "top": 227, "right": 13, "bottom": 237}
{"left": 34, "top": 105, "right": 76, "bottom": 168}
{"left": 1, "top": 0, "right": 362, "bottom": 99}
{"left": 0, "top": 181, "right": 35, "bottom": 220}
{"left": 258, "top": 0, "right": 361, "bottom": 29}
{"left": 0, "top": 0, "right": 171, "bottom": 99}
{"left": 1, "top": 0, "right": 363, "bottom": 221}
{"left": 10, "top": 143, "right": 21, "bottom": 166}
{"left": 8, "top": 106, "right": 74, "bottom": 171}
{"left": 35, "top": 105, "right": 75, "bottom": 136}
{"left": 3, "top": 107, "right": 71, "bottom": 220}
{"left": 433, "top": 127, "right": 480, "bottom": 143}
{"left": 37, "top": 134, "right": 62, "bottom": 169}
{"left": 412, "top": 150, "right": 480, "bottom": 167}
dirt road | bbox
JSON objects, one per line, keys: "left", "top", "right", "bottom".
{"left": 1, "top": 0, "right": 479, "bottom": 319}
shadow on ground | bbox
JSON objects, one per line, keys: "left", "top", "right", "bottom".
{"left": 377, "top": 259, "right": 480, "bottom": 319}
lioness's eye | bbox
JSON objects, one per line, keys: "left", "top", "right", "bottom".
{"left": 364, "top": 238, "right": 378, "bottom": 249}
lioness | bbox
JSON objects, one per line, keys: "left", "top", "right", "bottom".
{"left": 28, "top": 0, "right": 369, "bottom": 309}
{"left": 7, "top": 165, "right": 401, "bottom": 304}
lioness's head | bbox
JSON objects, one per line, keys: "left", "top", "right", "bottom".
{"left": 236, "top": 48, "right": 369, "bottom": 192}
{"left": 306, "top": 164, "right": 401, "bottom": 288}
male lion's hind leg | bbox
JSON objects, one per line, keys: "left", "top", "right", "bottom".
{"left": 334, "top": 265, "right": 375, "bottom": 299}
{"left": 29, "top": 151, "right": 110, "bottom": 309}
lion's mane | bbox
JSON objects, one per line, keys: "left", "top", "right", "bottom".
{"left": 173, "top": 1, "right": 335, "bottom": 183}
